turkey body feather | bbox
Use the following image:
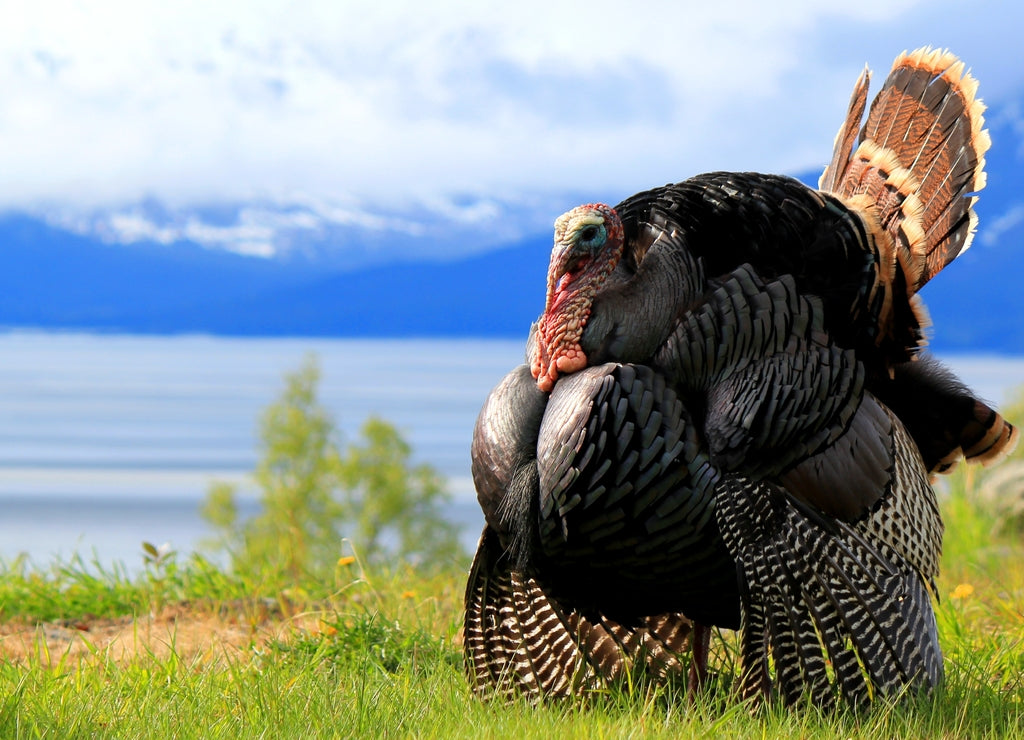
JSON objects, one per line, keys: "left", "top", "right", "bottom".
{"left": 468, "top": 271, "right": 942, "bottom": 705}
{"left": 466, "top": 47, "right": 1017, "bottom": 707}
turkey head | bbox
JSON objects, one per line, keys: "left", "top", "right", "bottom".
{"left": 531, "top": 203, "right": 624, "bottom": 392}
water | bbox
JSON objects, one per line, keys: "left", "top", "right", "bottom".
{"left": 0, "top": 331, "right": 1021, "bottom": 571}
{"left": 0, "top": 332, "right": 525, "bottom": 569}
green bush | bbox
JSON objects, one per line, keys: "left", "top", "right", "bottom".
{"left": 201, "top": 355, "right": 466, "bottom": 586}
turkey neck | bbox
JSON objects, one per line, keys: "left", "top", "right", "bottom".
{"left": 580, "top": 233, "right": 705, "bottom": 366}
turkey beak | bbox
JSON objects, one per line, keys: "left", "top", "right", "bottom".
{"left": 544, "top": 243, "right": 575, "bottom": 311}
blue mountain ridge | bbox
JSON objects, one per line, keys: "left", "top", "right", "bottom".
{"left": 1, "top": 113, "right": 1021, "bottom": 352}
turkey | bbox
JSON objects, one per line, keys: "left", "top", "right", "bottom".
{"left": 465, "top": 47, "right": 1018, "bottom": 707}
{"left": 531, "top": 48, "right": 1013, "bottom": 474}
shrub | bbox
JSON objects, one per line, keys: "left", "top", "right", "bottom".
{"left": 201, "top": 355, "right": 465, "bottom": 586}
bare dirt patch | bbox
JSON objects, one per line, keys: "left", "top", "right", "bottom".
{"left": 0, "top": 601, "right": 327, "bottom": 667}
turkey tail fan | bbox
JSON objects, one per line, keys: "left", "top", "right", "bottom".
{"left": 820, "top": 47, "right": 989, "bottom": 295}
{"left": 464, "top": 525, "right": 694, "bottom": 699}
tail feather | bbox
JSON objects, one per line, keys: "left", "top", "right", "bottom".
{"left": 820, "top": 47, "right": 989, "bottom": 295}
{"left": 819, "top": 66, "right": 870, "bottom": 195}
{"left": 934, "top": 398, "right": 1019, "bottom": 472}
{"left": 464, "top": 525, "right": 694, "bottom": 699}
{"left": 960, "top": 400, "right": 1020, "bottom": 465}
{"left": 876, "top": 355, "right": 1019, "bottom": 474}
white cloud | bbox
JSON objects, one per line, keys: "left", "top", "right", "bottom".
{"left": 105, "top": 213, "right": 178, "bottom": 245}
{"left": 981, "top": 204, "right": 1024, "bottom": 248}
{"left": 1, "top": 0, "right": 1022, "bottom": 231}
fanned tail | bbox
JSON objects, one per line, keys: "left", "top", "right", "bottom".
{"left": 820, "top": 47, "right": 989, "bottom": 295}
{"left": 818, "top": 49, "right": 1013, "bottom": 470}
{"left": 464, "top": 526, "right": 694, "bottom": 699}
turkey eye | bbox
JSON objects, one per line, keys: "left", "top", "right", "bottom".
{"left": 580, "top": 226, "right": 599, "bottom": 243}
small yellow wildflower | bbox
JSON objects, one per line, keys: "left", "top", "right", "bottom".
{"left": 402, "top": 590, "right": 416, "bottom": 599}
{"left": 338, "top": 555, "right": 356, "bottom": 567}
{"left": 319, "top": 620, "right": 338, "bottom": 636}
{"left": 951, "top": 583, "right": 975, "bottom": 600}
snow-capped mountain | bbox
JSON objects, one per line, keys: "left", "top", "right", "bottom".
{"left": 31, "top": 191, "right": 588, "bottom": 269}
{"left": 1, "top": 103, "right": 1022, "bottom": 353}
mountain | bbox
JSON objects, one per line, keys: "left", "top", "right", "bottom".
{"left": 0, "top": 214, "right": 315, "bottom": 332}
{"left": 1, "top": 105, "right": 1022, "bottom": 353}
{"left": 187, "top": 241, "right": 550, "bottom": 338}
{"left": 0, "top": 210, "right": 550, "bottom": 339}
{"left": 29, "top": 193, "right": 578, "bottom": 269}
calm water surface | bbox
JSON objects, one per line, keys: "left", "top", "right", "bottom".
{"left": 0, "top": 331, "right": 1020, "bottom": 570}
{"left": 0, "top": 332, "right": 524, "bottom": 568}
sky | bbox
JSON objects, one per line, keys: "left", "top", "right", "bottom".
{"left": 3, "top": 0, "right": 1024, "bottom": 254}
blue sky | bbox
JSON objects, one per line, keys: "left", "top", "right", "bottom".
{"left": 3, "top": 0, "right": 1023, "bottom": 256}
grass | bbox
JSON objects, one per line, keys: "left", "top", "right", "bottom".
{"left": 2, "top": 477, "right": 1024, "bottom": 738}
